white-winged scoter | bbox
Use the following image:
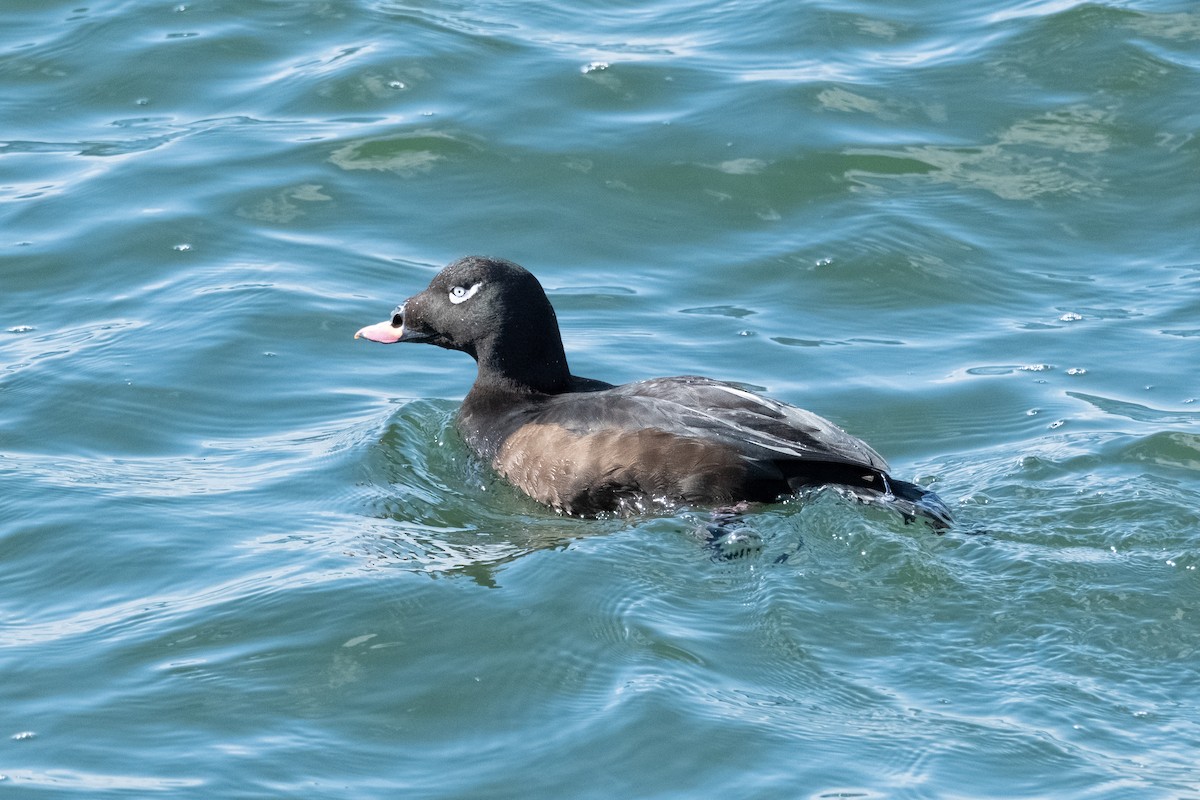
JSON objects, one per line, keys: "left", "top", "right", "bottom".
{"left": 356, "top": 256, "right": 952, "bottom": 529}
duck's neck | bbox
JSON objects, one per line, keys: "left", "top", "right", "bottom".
{"left": 458, "top": 338, "right": 613, "bottom": 462}
{"left": 458, "top": 351, "right": 568, "bottom": 461}
{"left": 472, "top": 327, "right": 572, "bottom": 396}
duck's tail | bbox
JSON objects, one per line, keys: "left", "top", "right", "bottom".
{"left": 867, "top": 474, "right": 953, "bottom": 532}
{"left": 787, "top": 463, "right": 954, "bottom": 532}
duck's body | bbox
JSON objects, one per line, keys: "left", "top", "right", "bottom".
{"left": 356, "top": 256, "right": 951, "bottom": 528}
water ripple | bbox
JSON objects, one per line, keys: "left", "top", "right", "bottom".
{"left": 4, "top": 0, "right": 1200, "bottom": 796}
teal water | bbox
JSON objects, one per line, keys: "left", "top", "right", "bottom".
{"left": 3, "top": 0, "right": 1199, "bottom": 796}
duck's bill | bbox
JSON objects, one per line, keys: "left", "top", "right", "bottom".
{"left": 354, "top": 320, "right": 405, "bottom": 343}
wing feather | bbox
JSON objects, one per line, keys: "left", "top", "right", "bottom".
{"left": 536, "top": 376, "right": 889, "bottom": 472}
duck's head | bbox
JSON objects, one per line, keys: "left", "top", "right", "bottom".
{"left": 355, "top": 256, "right": 571, "bottom": 392}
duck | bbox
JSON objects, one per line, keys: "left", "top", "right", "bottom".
{"left": 356, "top": 256, "right": 952, "bottom": 530}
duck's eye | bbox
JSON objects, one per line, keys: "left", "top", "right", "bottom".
{"left": 448, "top": 282, "right": 482, "bottom": 305}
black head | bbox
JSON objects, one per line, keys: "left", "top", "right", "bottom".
{"left": 355, "top": 256, "right": 572, "bottom": 393}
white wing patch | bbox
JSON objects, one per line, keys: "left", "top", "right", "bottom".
{"left": 638, "top": 378, "right": 890, "bottom": 470}
{"left": 708, "top": 383, "right": 766, "bottom": 406}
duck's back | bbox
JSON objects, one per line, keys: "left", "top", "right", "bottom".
{"left": 461, "top": 375, "right": 894, "bottom": 516}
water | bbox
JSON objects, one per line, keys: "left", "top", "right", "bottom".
{"left": 2, "top": 0, "right": 1199, "bottom": 796}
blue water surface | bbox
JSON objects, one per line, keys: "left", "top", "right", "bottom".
{"left": 2, "top": 0, "right": 1199, "bottom": 797}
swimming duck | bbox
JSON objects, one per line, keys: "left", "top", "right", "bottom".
{"left": 356, "top": 256, "right": 951, "bottom": 529}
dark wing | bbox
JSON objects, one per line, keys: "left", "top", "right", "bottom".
{"left": 537, "top": 375, "right": 889, "bottom": 474}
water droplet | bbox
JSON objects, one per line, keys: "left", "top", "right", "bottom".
{"left": 1026, "top": 408, "right": 1039, "bottom": 416}
{"left": 388, "top": 80, "right": 406, "bottom": 90}
{"left": 136, "top": 97, "right": 150, "bottom": 106}
{"left": 1059, "top": 312, "right": 1083, "bottom": 322}
{"left": 581, "top": 61, "right": 609, "bottom": 74}
{"left": 6, "top": 325, "right": 34, "bottom": 334}
{"left": 1066, "top": 367, "right": 1087, "bottom": 376}
{"left": 11, "top": 732, "right": 35, "bottom": 741}
{"left": 1049, "top": 419, "right": 1066, "bottom": 429}
{"left": 173, "top": 243, "right": 192, "bottom": 252}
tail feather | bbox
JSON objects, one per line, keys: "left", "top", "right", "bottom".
{"left": 879, "top": 475, "right": 953, "bottom": 531}
{"left": 834, "top": 475, "right": 953, "bottom": 531}
{"left": 783, "top": 462, "right": 954, "bottom": 531}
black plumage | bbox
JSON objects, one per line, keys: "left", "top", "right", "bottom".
{"left": 356, "top": 256, "right": 951, "bottom": 528}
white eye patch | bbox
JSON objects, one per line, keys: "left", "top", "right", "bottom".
{"left": 448, "top": 282, "right": 482, "bottom": 305}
